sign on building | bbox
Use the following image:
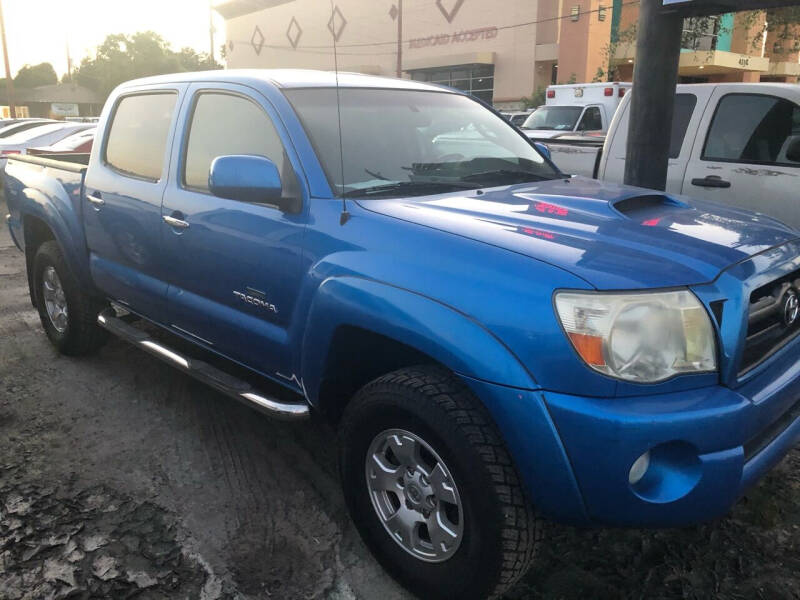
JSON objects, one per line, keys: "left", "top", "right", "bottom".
{"left": 50, "top": 103, "right": 79, "bottom": 118}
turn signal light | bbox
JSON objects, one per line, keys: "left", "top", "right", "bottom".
{"left": 567, "top": 332, "right": 605, "bottom": 366}
{"left": 604, "top": 87, "right": 613, "bottom": 96}
{"left": 546, "top": 89, "right": 555, "bottom": 98}
{"left": 619, "top": 88, "right": 627, "bottom": 97}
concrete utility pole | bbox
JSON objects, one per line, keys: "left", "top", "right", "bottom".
{"left": 0, "top": 0, "right": 15, "bottom": 118}
{"left": 624, "top": 0, "right": 683, "bottom": 191}
{"left": 209, "top": 0, "right": 215, "bottom": 61}
{"left": 396, "top": 0, "right": 403, "bottom": 78}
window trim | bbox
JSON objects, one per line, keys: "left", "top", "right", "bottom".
{"left": 102, "top": 90, "right": 179, "bottom": 183}
{"left": 701, "top": 92, "right": 800, "bottom": 168}
{"left": 179, "top": 89, "right": 288, "bottom": 197}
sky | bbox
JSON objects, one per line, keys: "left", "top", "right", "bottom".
{"left": 1, "top": 0, "right": 227, "bottom": 78}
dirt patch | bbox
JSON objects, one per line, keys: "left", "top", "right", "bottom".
{"left": 2, "top": 202, "right": 800, "bottom": 600}
{"left": 0, "top": 466, "right": 226, "bottom": 599}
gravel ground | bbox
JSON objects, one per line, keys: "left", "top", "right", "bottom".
{"left": 1, "top": 204, "right": 799, "bottom": 599}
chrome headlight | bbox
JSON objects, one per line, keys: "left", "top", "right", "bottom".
{"left": 554, "top": 290, "right": 717, "bottom": 383}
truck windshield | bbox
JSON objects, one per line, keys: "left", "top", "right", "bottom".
{"left": 522, "top": 106, "right": 583, "bottom": 131}
{"left": 285, "top": 88, "right": 559, "bottom": 198}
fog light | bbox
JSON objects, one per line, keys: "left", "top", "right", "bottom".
{"left": 628, "top": 451, "right": 651, "bottom": 485}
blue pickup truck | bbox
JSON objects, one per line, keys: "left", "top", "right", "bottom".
{"left": 4, "top": 70, "right": 800, "bottom": 600}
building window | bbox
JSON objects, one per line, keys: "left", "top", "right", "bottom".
{"left": 570, "top": 6, "right": 580, "bottom": 21}
{"left": 409, "top": 64, "right": 495, "bottom": 104}
{"left": 682, "top": 16, "right": 721, "bottom": 51}
{"left": 598, "top": 5, "right": 606, "bottom": 21}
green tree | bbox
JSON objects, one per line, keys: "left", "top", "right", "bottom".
{"left": 14, "top": 62, "right": 57, "bottom": 88}
{"left": 73, "top": 31, "right": 221, "bottom": 100}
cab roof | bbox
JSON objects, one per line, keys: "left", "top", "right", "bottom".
{"left": 118, "top": 68, "right": 452, "bottom": 93}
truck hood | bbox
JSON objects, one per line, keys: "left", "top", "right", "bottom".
{"left": 522, "top": 130, "right": 563, "bottom": 139}
{"left": 357, "top": 177, "right": 800, "bottom": 290}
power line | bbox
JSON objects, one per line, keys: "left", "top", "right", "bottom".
{"left": 223, "top": 0, "right": 642, "bottom": 55}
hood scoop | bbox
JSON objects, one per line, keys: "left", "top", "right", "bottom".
{"left": 612, "top": 194, "right": 689, "bottom": 218}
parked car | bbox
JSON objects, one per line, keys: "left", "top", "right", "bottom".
{"left": 0, "top": 122, "right": 94, "bottom": 171}
{"left": 0, "top": 119, "right": 57, "bottom": 139}
{"left": 27, "top": 127, "right": 95, "bottom": 157}
{"left": 521, "top": 81, "right": 632, "bottom": 139}
{"left": 5, "top": 70, "right": 800, "bottom": 600}
{"left": 543, "top": 83, "right": 800, "bottom": 229}
{"left": 500, "top": 110, "right": 533, "bottom": 126}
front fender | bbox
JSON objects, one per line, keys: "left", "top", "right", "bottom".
{"left": 300, "top": 276, "right": 538, "bottom": 405}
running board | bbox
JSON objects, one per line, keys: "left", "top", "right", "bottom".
{"left": 97, "top": 310, "right": 310, "bottom": 421}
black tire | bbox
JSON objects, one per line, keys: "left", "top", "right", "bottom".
{"left": 339, "top": 366, "right": 542, "bottom": 600}
{"left": 33, "top": 240, "right": 108, "bottom": 356}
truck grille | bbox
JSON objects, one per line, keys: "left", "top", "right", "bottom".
{"left": 739, "top": 270, "right": 800, "bottom": 375}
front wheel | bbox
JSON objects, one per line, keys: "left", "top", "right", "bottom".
{"left": 339, "top": 366, "right": 542, "bottom": 600}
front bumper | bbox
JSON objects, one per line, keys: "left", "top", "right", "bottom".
{"left": 543, "top": 334, "right": 800, "bottom": 527}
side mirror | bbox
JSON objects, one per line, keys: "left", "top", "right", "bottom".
{"left": 786, "top": 138, "right": 800, "bottom": 163}
{"left": 534, "top": 142, "right": 551, "bottom": 161}
{"left": 209, "top": 155, "right": 293, "bottom": 210}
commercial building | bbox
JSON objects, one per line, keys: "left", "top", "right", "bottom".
{"left": 215, "top": 0, "right": 800, "bottom": 109}
{"left": 0, "top": 84, "right": 103, "bottom": 118}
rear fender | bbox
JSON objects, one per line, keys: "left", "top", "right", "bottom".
{"left": 18, "top": 186, "right": 91, "bottom": 289}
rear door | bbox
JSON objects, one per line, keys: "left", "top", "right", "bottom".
{"left": 159, "top": 83, "right": 308, "bottom": 378}
{"left": 83, "top": 86, "right": 185, "bottom": 319}
{"left": 682, "top": 89, "right": 800, "bottom": 228}
{"left": 601, "top": 88, "right": 711, "bottom": 192}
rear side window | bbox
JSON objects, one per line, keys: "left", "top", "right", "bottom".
{"left": 702, "top": 93, "right": 800, "bottom": 165}
{"left": 183, "top": 92, "right": 286, "bottom": 192}
{"left": 669, "top": 93, "right": 697, "bottom": 158}
{"left": 105, "top": 93, "right": 177, "bottom": 181}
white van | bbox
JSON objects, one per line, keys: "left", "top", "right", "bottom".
{"left": 521, "top": 82, "right": 632, "bottom": 139}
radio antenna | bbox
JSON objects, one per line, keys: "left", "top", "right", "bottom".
{"left": 329, "top": 1, "right": 350, "bottom": 225}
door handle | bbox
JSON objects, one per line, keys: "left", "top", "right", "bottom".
{"left": 163, "top": 214, "right": 190, "bottom": 229}
{"left": 691, "top": 176, "right": 731, "bottom": 189}
{"left": 86, "top": 193, "right": 104, "bottom": 207}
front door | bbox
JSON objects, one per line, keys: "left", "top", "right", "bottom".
{"left": 83, "top": 88, "right": 184, "bottom": 320}
{"left": 682, "top": 90, "right": 800, "bottom": 229}
{"left": 160, "top": 84, "right": 308, "bottom": 379}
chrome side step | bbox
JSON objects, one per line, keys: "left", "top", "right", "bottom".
{"left": 97, "top": 310, "right": 310, "bottom": 421}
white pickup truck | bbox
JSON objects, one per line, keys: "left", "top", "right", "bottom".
{"left": 548, "top": 83, "right": 800, "bottom": 229}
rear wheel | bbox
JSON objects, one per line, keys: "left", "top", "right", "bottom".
{"left": 33, "top": 241, "right": 108, "bottom": 356}
{"left": 339, "top": 366, "right": 542, "bottom": 600}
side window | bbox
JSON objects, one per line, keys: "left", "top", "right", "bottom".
{"left": 702, "top": 94, "right": 800, "bottom": 166}
{"left": 183, "top": 92, "right": 288, "bottom": 192}
{"left": 669, "top": 93, "right": 697, "bottom": 158}
{"left": 578, "top": 107, "right": 602, "bottom": 131}
{"left": 105, "top": 93, "right": 177, "bottom": 180}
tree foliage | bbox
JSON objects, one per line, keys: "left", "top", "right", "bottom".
{"left": 14, "top": 62, "right": 58, "bottom": 88}
{"left": 72, "top": 31, "right": 221, "bottom": 99}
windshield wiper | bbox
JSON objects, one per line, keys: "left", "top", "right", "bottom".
{"left": 342, "top": 180, "right": 477, "bottom": 198}
{"left": 461, "top": 169, "right": 553, "bottom": 183}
